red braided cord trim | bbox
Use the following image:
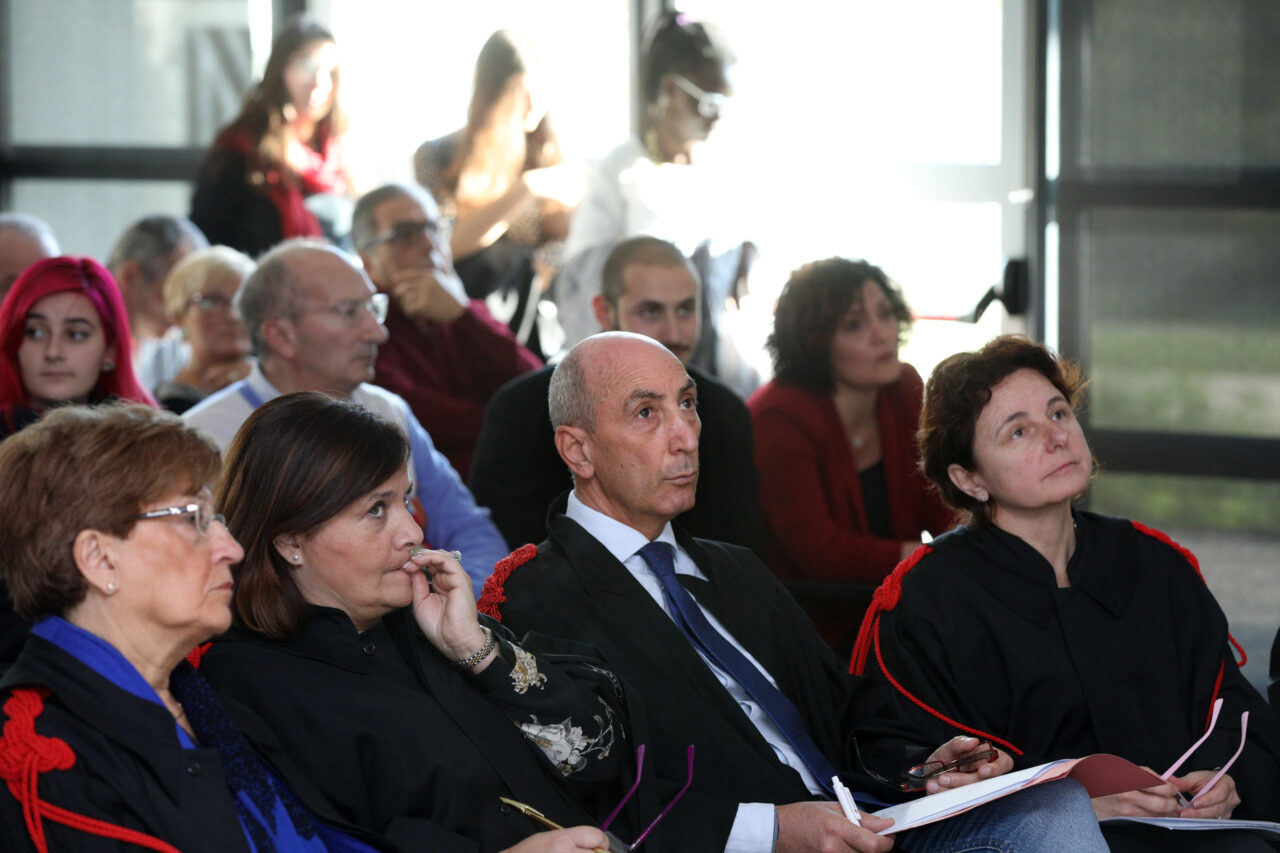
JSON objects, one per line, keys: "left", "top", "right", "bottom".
{"left": 1206, "top": 662, "right": 1225, "bottom": 734}
{"left": 477, "top": 543, "right": 538, "bottom": 620}
{"left": 871, "top": 621, "right": 1023, "bottom": 756}
{"left": 35, "top": 801, "right": 183, "bottom": 853}
{"left": 185, "top": 642, "right": 212, "bottom": 670}
{"left": 849, "top": 544, "right": 933, "bottom": 675}
{"left": 1130, "top": 521, "right": 1247, "bottom": 667}
{"left": 2, "top": 687, "right": 183, "bottom": 853}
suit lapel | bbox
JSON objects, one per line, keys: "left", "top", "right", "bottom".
{"left": 550, "top": 518, "right": 799, "bottom": 772}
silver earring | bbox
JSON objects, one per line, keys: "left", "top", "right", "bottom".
{"left": 977, "top": 491, "right": 989, "bottom": 502}
{"left": 292, "top": 553, "right": 301, "bottom": 563}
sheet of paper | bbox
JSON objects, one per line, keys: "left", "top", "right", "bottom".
{"left": 871, "top": 754, "right": 1165, "bottom": 835}
{"left": 1102, "top": 817, "right": 1280, "bottom": 840}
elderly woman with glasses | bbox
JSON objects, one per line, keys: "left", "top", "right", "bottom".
{"left": 0, "top": 403, "right": 614, "bottom": 853}
{"left": 0, "top": 404, "right": 382, "bottom": 852}
{"left": 153, "top": 246, "right": 255, "bottom": 414}
{"left": 199, "top": 392, "right": 643, "bottom": 852}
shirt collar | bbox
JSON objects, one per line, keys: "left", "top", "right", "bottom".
{"left": 565, "top": 491, "right": 679, "bottom": 564}
{"left": 247, "top": 361, "right": 282, "bottom": 401}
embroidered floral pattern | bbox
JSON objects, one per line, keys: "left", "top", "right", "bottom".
{"left": 509, "top": 645, "right": 548, "bottom": 694}
{"left": 518, "top": 698, "right": 617, "bottom": 776}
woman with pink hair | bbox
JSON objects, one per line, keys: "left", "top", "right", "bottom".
{"left": 0, "top": 255, "right": 155, "bottom": 438}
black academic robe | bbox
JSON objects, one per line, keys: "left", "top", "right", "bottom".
{"left": 861, "top": 511, "right": 1280, "bottom": 821}
{"left": 469, "top": 364, "right": 767, "bottom": 556}
{"left": 484, "top": 512, "right": 920, "bottom": 850}
{"left": 201, "top": 606, "right": 640, "bottom": 853}
{"left": 0, "top": 634, "right": 381, "bottom": 853}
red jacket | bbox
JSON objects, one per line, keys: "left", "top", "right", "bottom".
{"left": 374, "top": 298, "right": 541, "bottom": 480}
{"left": 747, "top": 367, "right": 955, "bottom": 643}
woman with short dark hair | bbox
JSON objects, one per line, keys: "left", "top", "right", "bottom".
{"left": 558, "top": 11, "right": 755, "bottom": 386}
{"left": 747, "top": 258, "right": 954, "bottom": 651}
{"left": 202, "top": 392, "right": 627, "bottom": 852}
{"left": 852, "top": 335, "right": 1280, "bottom": 849}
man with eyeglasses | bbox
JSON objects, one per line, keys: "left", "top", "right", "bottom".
{"left": 353, "top": 183, "right": 541, "bottom": 480}
{"left": 482, "top": 333, "right": 1110, "bottom": 853}
{"left": 184, "top": 239, "right": 508, "bottom": 593}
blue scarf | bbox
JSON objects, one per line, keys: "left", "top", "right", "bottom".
{"left": 33, "top": 617, "right": 374, "bottom": 853}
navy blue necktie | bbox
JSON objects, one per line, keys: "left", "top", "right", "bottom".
{"left": 638, "top": 541, "right": 858, "bottom": 799}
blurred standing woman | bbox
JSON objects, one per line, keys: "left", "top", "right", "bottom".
{"left": 0, "top": 405, "right": 388, "bottom": 852}
{"left": 852, "top": 336, "right": 1280, "bottom": 848}
{"left": 414, "top": 30, "right": 579, "bottom": 357}
{"left": 192, "top": 16, "right": 352, "bottom": 257}
{"left": 747, "top": 259, "right": 954, "bottom": 651}
{"left": 0, "top": 256, "right": 155, "bottom": 439}
{"left": 201, "top": 393, "right": 629, "bottom": 851}
{"left": 154, "top": 246, "right": 254, "bottom": 414}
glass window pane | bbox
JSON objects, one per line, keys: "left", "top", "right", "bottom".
{"left": 1074, "top": 0, "right": 1280, "bottom": 170}
{"left": 1089, "top": 473, "right": 1280, "bottom": 692}
{"left": 327, "top": 0, "right": 631, "bottom": 187}
{"left": 1081, "top": 208, "right": 1280, "bottom": 438}
{"left": 11, "top": 179, "right": 193, "bottom": 261}
{"left": 11, "top": 0, "right": 252, "bottom": 147}
{"left": 682, "top": 0, "right": 1004, "bottom": 166}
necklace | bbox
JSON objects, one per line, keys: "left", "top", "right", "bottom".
{"left": 851, "top": 434, "right": 865, "bottom": 450}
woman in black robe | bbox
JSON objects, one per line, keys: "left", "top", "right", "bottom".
{"left": 851, "top": 335, "right": 1280, "bottom": 849}
{"left": 201, "top": 392, "right": 628, "bottom": 853}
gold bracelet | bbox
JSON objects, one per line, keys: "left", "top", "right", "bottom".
{"left": 456, "top": 626, "right": 496, "bottom": 672}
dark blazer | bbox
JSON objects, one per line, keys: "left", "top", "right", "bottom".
{"left": 202, "top": 606, "right": 640, "bottom": 853}
{"left": 483, "top": 512, "right": 916, "bottom": 849}
{"left": 1, "top": 634, "right": 378, "bottom": 853}
{"left": 470, "top": 364, "right": 766, "bottom": 556}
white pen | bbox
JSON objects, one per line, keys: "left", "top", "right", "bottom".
{"left": 832, "top": 776, "right": 862, "bottom": 827}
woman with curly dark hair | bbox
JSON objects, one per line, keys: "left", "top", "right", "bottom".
{"left": 747, "top": 258, "right": 954, "bottom": 651}
{"left": 191, "top": 16, "right": 351, "bottom": 257}
{"left": 851, "top": 335, "right": 1280, "bottom": 850}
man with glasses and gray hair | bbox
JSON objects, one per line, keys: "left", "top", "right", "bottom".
{"left": 184, "top": 238, "right": 508, "bottom": 592}
{"left": 352, "top": 182, "right": 541, "bottom": 480}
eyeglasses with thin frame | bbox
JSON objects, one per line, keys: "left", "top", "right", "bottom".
{"left": 291, "top": 292, "right": 389, "bottom": 328}
{"left": 189, "top": 291, "right": 235, "bottom": 313}
{"left": 599, "top": 744, "right": 694, "bottom": 850}
{"left": 671, "top": 75, "right": 727, "bottom": 118}
{"left": 134, "top": 492, "right": 226, "bottom": 539}
{"left": 853, "top": 738, "right": 997, "bottom": 793}
{"left": 503, "top": 744, "right": 693, "bottom": 852}
{"left": 361, "top": 219, "right": 446, "bottom": 251}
